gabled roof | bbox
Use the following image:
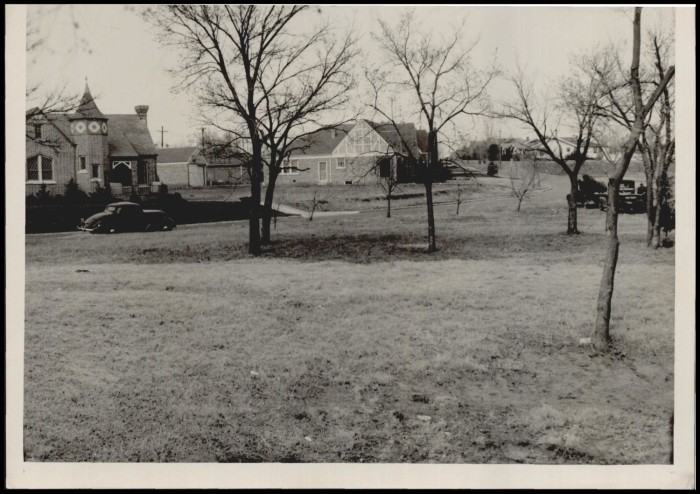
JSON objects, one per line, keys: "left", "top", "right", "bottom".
{"left": 192, "top": 143, "right": 248, "bottom": 167}
{"left": 367, "top": 121, "right": 420, "bottom": 156}
{"left": 156, "top": 146, "right": 197, "bottom": 164}
{"left": 288, "top": 120, "right": 420, "bottom": 157}
{"left": 289, "top": 123, "right": 355, "bottom": 156}
{"left": 107, "top": 114, "right": 157, "bottom": 157}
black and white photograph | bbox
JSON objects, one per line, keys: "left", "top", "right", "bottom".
{"left": 6, "top": 3, "right": 695, "bottom": 489}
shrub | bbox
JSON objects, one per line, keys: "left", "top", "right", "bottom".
{"left": 659, "top": 175, "right": 675, "bottom": 236}
{"left": 90, "top": 183, "right": 115, "bottom": 204}
{"left": 487, "top": 144, "right": 499, "bottom": 163}
{"left": 487, "top": 162, "right": 499, "bottom": 176}
{"left": 577, "top": 174, "right": 607, "bottom": 202}
{"left": 64, "top": 178, "right": 89, "bottom": 204}
{"left": 35, "top": 183, "right": 52, "bottom": 204}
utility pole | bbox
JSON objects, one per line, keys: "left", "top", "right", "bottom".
{"left": 201, "top": 128, "right": 208, "bottom": 187}
{"left": 158, "top": 126, "right": 169, "bottom": 148}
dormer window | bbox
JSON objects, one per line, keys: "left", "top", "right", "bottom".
{"left": 33, "top": 124, "right": 42, "bottom": 140}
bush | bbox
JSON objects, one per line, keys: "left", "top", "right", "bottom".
{"left": 90, "top": 183, "right": 115, "bottom": 204}
{"left": 577, "top": 174, "right": 607, "bottom": 203}
{"left": 64, "top": 178, "right": 89, "bottom": 204}
{"left": 487, "top": 162, "right": 499, "bottom": 176}
{"left": 487, "top": 144, "right": 499, "bottom": 163}
{"left": 659, "top": 175, "right": 675, "bottom": 236}
{"left": 432, "top": 163, "right": 453, "bottom": 183}
{"left": 35, "top": 183, "right": 52, "bottom": 204}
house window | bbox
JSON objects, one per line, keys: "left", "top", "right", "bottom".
{"left": 281, "top": 159, "right": 299, "bottom": 175}
{"left": 79, "top": 156, "right": 87, "bottom": 171}
{"left": 33, "top": 124, "right": 42, "bottom": 140}
{"left": 26, "top": 155, "right": 53, "bottom": 182}
{"left": 336, "top": 157, "right": 346, "bottom": 169}
{"left": 91, "top": 163, "right": 101, "bottom": 180}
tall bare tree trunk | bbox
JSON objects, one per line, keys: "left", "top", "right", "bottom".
{"left": 426, "top": 130, "right": 439, "bottom": 252}
{"left": 261, "top": 172, "right": 278, "bottom": 245}
{"left": 567, "top": 173, "right": 579, "bottom": 234}
{"left": 652, "top": 170, "right": 665, "bottom": 248}
{"left": 641, "top": 151, "right": 656, "bottom": 246}
{"left": 593, "top": 178, "right": 621, "bottom": 351}
{"left": 592, "top": 7, "right": 674, "bottom": 351}
{"left": 387, "top": 193, "right": 391, "bottom": 218}
{"left": 248, "top": 139, "right": 263, "bottom": 256}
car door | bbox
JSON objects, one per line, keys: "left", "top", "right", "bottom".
{"left": 116, "top": 206, "right": 142, "bottom": 231}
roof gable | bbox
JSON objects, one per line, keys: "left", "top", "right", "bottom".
{"left": 107, "top": 114, "right": 157, "bottom": 157}
{"left": 288, "top": 123, "right": 354, "bottom": 157}
{"left": 156, "top": 146, "right": 197, "bottom": 164}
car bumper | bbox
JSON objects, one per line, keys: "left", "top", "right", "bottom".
{"left": 78, "top": 225, "right": 96, "bottom": 232}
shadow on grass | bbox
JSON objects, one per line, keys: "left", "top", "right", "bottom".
{"left": 124, "top": 230, "right": 662, "bottom": 266}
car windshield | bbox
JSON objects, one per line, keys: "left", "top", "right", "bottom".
{"left": 106, "top": 206, "right": 117, "bottom": 213}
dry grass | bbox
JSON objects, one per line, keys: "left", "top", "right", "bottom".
{"left": 24, "top": 175, "right": 674, "bottom": 463}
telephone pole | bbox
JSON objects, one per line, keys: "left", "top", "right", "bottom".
{"left": 158, "top": 126, "right": 169, "bottom": 148}
{"left": 201, "top": 127, "right": 208, "bottom": 187}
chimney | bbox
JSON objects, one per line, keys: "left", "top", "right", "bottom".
{"left": 135, "top": 105, "right": 149, "bottom": 125}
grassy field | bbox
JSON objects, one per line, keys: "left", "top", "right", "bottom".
{"left": 174, "top": 176, "right": 513, "bottom": 213}
{"left": 24, "top": 175, "right": 674, "bottom": 463}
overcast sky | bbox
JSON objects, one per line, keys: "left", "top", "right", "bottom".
{"left": 26, "top": 5, "right": 676, "bottom": 148}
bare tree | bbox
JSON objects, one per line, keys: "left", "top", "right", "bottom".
{"left": 510, "top": 159, "right": 540, "bottom": 212}
{"left": 26, "top": 6, "right": 93, "bottom": 129}
{"left": 376, "top": 157, "right": 400, "bottom": 218}
{"left": 144, "top": 6, "right": 356, "bottom": 253}
{"left": 588, "top": 7, "right": 675, "bottom": 351}
{"left": 501, "top": 60, "right": 606, "bottom": 234}
{"left": 369, "top": 11, "right": 497, "bottom": 251}
{"left": 455, "top": 182, "right": 463, "bottom": 215}
{"left": 307, "top": 188, "right": 322, "bottom": 222}
{"left": 639, "top": 31, "right": 675, "bottom": 248}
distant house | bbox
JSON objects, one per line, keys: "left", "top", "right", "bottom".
{"left": 521, "top": 136, "right": 613, "bottom": 161}
{"left": 156, "top": 144, "right": 250, "bottom": 188}
{"left": 155, "top": 146, "right": 202, "bottom": 187}
{"left": 500, "top": 138, "right": 532, "bottom": 160}
{"left": 279, "top": 119, "right": 424, "bottom": 185}
{"left": 25, "top": 82, "right": 158, "bottom": 196}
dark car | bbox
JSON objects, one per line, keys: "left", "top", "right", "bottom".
{"left": 79, "top": 202, "right": 176, "bottom": 233}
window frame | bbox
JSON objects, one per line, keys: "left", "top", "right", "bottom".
{"left": 79, "top": 156, "right": 87, "bottom": 172}
{"left": 91, "top": 163, "right": 101, "bottom": 180}
{"left": 281, "top": 158, "right": 300, "bottom": 175}
{"left": 33, "top": 124, "right": 43, "bottom": 140}
{"left": 26, "top": 154, "right": 55, "bottom": 183}
{"left": 335, "top": 157, "right": 346, "bottom": 169}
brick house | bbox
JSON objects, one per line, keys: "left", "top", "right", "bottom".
{"left": 25, "top": 82, "right": 158, "bottom": 196}
{"left": 277, "top": 119, "right": 424, "bottom": 186}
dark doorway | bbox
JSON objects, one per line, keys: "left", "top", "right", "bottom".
{"left": 379, "top": 157, "right": 391, "bottom": 178}
{"left": 112, "top": 162, "right": 132, "bottom": 186}
{"left": 137, "top": 161, "right": 148, "bottom": 185}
